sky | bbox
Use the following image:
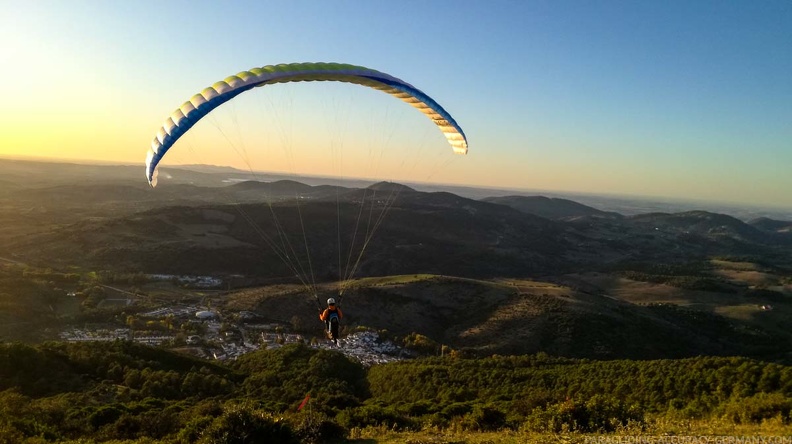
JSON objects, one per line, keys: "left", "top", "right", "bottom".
{"left": 1, "top": 0, "right": 790, "bottom": 207}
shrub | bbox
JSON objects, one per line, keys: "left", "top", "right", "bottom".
{"left": 0, "top": 422, "right": 24, "bottom": 444}
{"left": 523, "top": 396, "right": 643, "bottom": 433}
{"left": 725, "top": 393, "right": 792, "bottom": 424}
{"left": 88, "top": 405, "right": 125, "bottom": 430}
{"left": 460, "top": 405, "right": 506, "bottom": 431}
{"left": 198, "top": 404, "right": 296, "bottom": 444}
{"left": 584, "top": 395, "right": 643, "bottom": 432}
{"left": 289, "top": 413, "right": 346, "bottom": 444}
{"left": 176, "top": 416, "right": 213, "bottom": 444}
{"left": 403, "top": 400, "right": 434, "bottom": 416}
{"left": 403, "top": 333, "right": 440, "bottom": 355}
{"left": 440, "top": 402, "right": 472, "bottom": 418}
{"left": 336, "top": 404, "right": 414, "bottom": 430}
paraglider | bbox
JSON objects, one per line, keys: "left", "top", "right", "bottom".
{"left": 319, "top": 297, "right": 343, "bottom": 345}
{"left": 145, "top": 62, "right": 468, "bottom": 187}
{"left": 145, "top": 62, "right": 468, "bottom": 344}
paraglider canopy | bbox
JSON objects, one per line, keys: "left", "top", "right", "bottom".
{"left": 145, "top": 62, "right": 468, "bottom": 187}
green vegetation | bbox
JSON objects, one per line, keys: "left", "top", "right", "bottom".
{"left": 618, "top": 270, "right": 737, "bottom": 292}
{"left": 609, "top": 261, "right": 740, "bottom": 292}
{"left": 0, "top": 265, "right": 158, "bottom": 343}
{"left": 1, "top": 342, "right": 791, "bottom": 442}
{"left": 367, "top": 354, "right": 792, "bottom": 428}
{"left": 0, "top": 265, "right": 76, "bottom": 342}
{"left": 3, "top": 162, "right": 792, "bottom": 441}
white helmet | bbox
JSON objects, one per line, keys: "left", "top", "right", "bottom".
{"left": 327, "top": 298, "right": 336, "bottom": 305}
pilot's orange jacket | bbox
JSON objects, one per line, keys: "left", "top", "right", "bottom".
{"left": 320, "top": 307, "right": 343, "bottom": 321}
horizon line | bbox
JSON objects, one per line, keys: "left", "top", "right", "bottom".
{"left": 2, "top": 154, "right": 792, "bottom": 213}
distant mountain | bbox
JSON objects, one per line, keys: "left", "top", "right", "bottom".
{"left": 14, "top": 183, "right": 157, "bottom": 202}
{"left": 169, "top": 164, "right": 246, "bottom": 174}
{"left": 628, "top": 211, "right": 780, "bottom": 244}
{"left": 482, "top": 195, "right": 618, "bottom": 220}
{"left": 227, "top": 179, "right": 321, "bottom": 197}
{"left": 0, "top": 158, "right": 143, "bottom": 186}
{"left": 367, "top": 181, "right": 416, "bottom": 193}
{"left": 6, "top": 174, "right": 792, "bottom": 280}
{"left": 227, "top": 180, "right": 424, "bottom": 204}
{"left": 6, "top": 185, "right": 571, "bottom": 278}
{"left": 749, "top": 217, "right": 792, "bottom": 233}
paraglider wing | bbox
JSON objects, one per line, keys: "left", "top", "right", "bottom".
{"left": 145, "top": 62, "right": 468, "bottom": 187}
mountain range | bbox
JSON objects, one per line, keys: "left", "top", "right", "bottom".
{"left": 1, "top": 159, "right": 791, "bottom": 360}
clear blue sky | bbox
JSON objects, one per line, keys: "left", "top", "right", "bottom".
{"left": 2, "top": 0, "right": 790, "bottom": 207}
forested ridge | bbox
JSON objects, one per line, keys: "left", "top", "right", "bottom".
{"left": 1, "top": 341, "right": 791, "bottom": 442}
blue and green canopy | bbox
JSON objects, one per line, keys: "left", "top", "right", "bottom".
{"left": 146, "top": 62, "right": 468, "bottom": 186}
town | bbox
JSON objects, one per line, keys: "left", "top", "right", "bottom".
{"left": 59, "top": 275, "right": 411, "bottom": 366}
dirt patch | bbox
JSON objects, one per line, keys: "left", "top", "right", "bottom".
{"left": 712, "top": 269, "right": 780, "bottom": 286}
{"left": 557, "top": 272, "right": 736, "bottom": 305}
{"left": 710, "top": 259, "right": 763, "bottom": 271}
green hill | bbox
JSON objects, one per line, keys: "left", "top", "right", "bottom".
{"left": 1, "top": 342, "right": 791, "bottom": 442}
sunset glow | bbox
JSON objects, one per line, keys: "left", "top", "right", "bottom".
{"left": 1, "top": 1, "right": 790, "bottom": 207}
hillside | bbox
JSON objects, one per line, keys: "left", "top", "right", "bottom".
{"left": 9, "top": 175, "right": 791, "bottom": 280}
{"left": 3, "top": 189, "right": 572, "bottom": 278}
{"left": 563, "top": 211, "right": 792, "bottom": 266}
{"left": 224, "top": 274, "right": 789, "bottom": 360}
{"left": 750, "top": 216, "right": 792, "bottom": 233}
{"left": 628, "top": 211, "right": 784, "bottom": 245}
{"left": 2, "top": 160, "right": 792, "bottom": 361}
{"left": 482, "top": 195, "right": 617, "bottom": 220}
{"left": 1, "top": 341, "right": 791, "bottom": 442}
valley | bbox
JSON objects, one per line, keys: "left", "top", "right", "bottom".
{"left": 2, "top": 159, "right": 791, "bottom": 362}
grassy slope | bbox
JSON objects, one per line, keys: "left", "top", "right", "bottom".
{"left": 223, "top": 272, "right": 789, "bottom": 360}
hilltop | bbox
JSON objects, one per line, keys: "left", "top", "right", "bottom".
{"left": 750, "top": 216, "right": 792, "bottom": 233}
{"left": 482, "top": 195, "right": 619, "bottom": 220}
